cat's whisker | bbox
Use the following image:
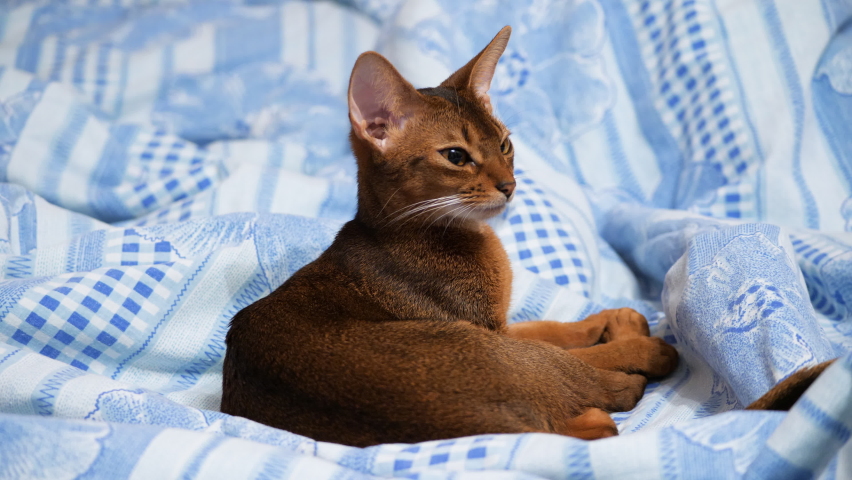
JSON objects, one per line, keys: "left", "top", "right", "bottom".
{"left": 423, "top": 203, "right": 468, "bottom": 232}
{"left": 382, "top": 197, "right": 442, "bottom": 223}
{"left": 386, "top": 196, "right": 463, "bottom": 227}
{"left": 461, "top": 203, "right": 481, "bottom": 227}
{"left": 443, "top": 204, "right": 476, "bottom": 237}
{"left": 385, "top": 196, "right": 457, "bottom": 222}
{"left": 393, "top": 199, "right": 457, "bottom": 224}
{"left": 376, "top": 187, "right": 403, "bottom": 219}
{"left": 394, "top": 201, "right": 460, "bottom": 229}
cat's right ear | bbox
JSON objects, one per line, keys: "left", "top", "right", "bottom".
{"left": 348, "top": 52, "right": 420, "bottom": 151}
{"left": 440, "top": 26, "right": 511, "bottom": 113}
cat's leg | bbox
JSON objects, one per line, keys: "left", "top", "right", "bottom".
{"left": 505, "top": 318, "right": 607, "bottom": 349}
{"left": 568, "top": 337, "right": 678, "bottom": 378}
{"left": 505, "top": 308, "right": 650, "bottom": 349}
{"left": 592, "top": 307, "right": 650, "bottom": 342}
{"left": 553, "top": 407, "right": 618, "bottom": 439}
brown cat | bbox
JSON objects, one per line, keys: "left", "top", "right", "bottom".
{"left": 220, "top": 26, "right": 683, "bottom": 447}
{"left": 221, "top": 25, "right": 835, "bottom": 447}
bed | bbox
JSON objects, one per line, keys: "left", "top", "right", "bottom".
{"left": 0, "top": 0, "right": 850, "bottom": 478}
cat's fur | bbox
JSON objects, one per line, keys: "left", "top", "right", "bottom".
{"left": 746, "top": 359, "right": 836, "bottom": 410}
{"left": 221, "top": 27, "right": 819, "bottom": 447}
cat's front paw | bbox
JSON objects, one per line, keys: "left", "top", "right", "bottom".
{"left": 596, "top": 308, "right": 650, "bottom": 342}
{"left": 624, "top": 336, "right": 679, "bottom": 378}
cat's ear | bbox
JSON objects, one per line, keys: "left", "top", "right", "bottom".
{"left": 440, "top": 26, "right": 511, "bottom": 112}
{"left": 348, "top": 52, "right": 420, "bottom": 151}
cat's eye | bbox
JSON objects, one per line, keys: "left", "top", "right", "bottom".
{"left": 441, "top": 148, "right": 471, "bottom": 166}
{"left": 500, "top": 138, "right": 513, "bottom": 155}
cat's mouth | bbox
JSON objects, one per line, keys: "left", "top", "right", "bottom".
{"left": 465, "top": 201, "right": 508, "bottom": 221}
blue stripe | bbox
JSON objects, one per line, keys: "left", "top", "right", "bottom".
{"left": 72, "top": 43, "right": 87, "bottom": 87}
{"left": 49, "top": 35, "right": 67, "bottom": 82}
{"left": 256, "top": 143, "right": 282, "bottom": 212}
{"left": 603, "top": 110, "right": 644, "bottom": 201}
{"left": 601, "top": 0, "right": 683, "bottom": 208}
{"left": 759, "top": 0, "right": 819, "bottom": 228}
{"left": 180, "top": 436, "right": 227, "bottom": 480}
{"left": 562, "top": 441, "right": 594, "bottom": 480}
{"left": 15, "top": 192, "right": 37, "bottom": 254}
{"left": 564, "top": 141, "right": 586, "bottom": 185}
{"left": 88, "top": 124, "right": 136, "bottom": 222}
{"left": 745, "top": 446, "right": 812, "bottom": 480}
{"left": 156, "top": 45, "right": 174, "bottom": 108}
{"left": 114, "top": 49, "right": 128, "bottom": 118}
{"left": 710, "top": 0, "right": 767, "bottom": 219}
{"left": 76, "top": 417, "right": 159, "bottom": 480}
{"left": 94, "top": 42, "right": 111, "bottom": 108}
{"left": 41, "top": 106, "right": 89, "bottom": 201}
{"left": 796, "top": 397, "right": 852, "bottom": 443}
{"left": 812, "top": 76, "right": 852, "bottom": 192}
{"left": 14, "top": 6, "right": 40, "bottom": 73}
{"left": 659, "top": 429, "right": 678, "bottom": 480}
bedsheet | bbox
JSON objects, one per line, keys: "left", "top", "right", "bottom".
{"left": 0, "top": 0, "right": 850, "bottom": 478}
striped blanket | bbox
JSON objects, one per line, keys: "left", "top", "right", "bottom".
{"left": 0, "top": 1, "right": 850, "bottom": 478}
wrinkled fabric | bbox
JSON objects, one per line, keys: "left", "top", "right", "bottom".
{"left": 0, "top": 0, "right": 850, "bottom": 478}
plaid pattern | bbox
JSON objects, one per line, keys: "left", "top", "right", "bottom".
{"left": 0, "top": 263, "right": 187, "bottom": 374}
{"left": 372, "top": 436, "right": 508, "bottom": 477}
{"left": 631, "top": 0, "right": 758, "bottom": 219}
{"left": 116, "top": 129, "right": 219, "bottom": 217}
{"left": 790, "top": 231, "right": 852, "bottom": 323}
{"left": 691, "top": 182, "right": 756, "bottom": 219}
{"left": 0, "top": 1, "right": 849, "bottom": 478}
{"left": 63, "top": 41, "right": 121, "bottom": 116}
{"left": 499, "top": 169, "right": 592, "bottom": 297}
{"left": 105, "top": 228, "right": 179, "bottom": 266}
{"left": 131, "top": 198, "right": 209, "bottom": 227}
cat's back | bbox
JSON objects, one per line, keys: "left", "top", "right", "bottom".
{"left": 232, "top": 220, "right": 391, "bottom": 327}
{"left": 232, "top": 216, "right": 511, "bottom": 334}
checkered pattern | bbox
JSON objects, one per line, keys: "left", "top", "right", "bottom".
{"left": 790, "top": 231, "right": 851, "bottom": 322}
{"left": 131, "top": 197, "right": 209, "bottom": 227}
{"left": 0, "top": 263, "right": 188, "bottom": 374}
{"left": 690, "top": 182, "right": 756, "bottom": 219}
{"left": 116, "top": 129, "right": 220, "bottom": 217}
{"left": 371, "top": 436, "right": 507, "bottom": 476}
{"left": 104, "top": 228, "right": 180, "bottom": 266}
{"left": 499, "top": 169, "right": 592, "bottom": 297}
{"left": 65, "top": 42, "right": 122, "bottom": 117}
{"left": 631, "top": 0, "right": 758, "bottom": 219}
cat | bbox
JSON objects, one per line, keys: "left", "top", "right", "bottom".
{"left": 221, "top": 26, "right": 821, "bottom": 448}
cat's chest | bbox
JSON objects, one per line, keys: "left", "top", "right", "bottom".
{"left": 378, "top": 230, "right": 512, "bottom": 330}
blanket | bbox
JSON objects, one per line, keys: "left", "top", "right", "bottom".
{"left": 0, "top": 0, "right": 850, "bottom": 478}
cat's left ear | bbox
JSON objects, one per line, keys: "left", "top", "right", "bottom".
{"left": 441, "top": 26, "right": 511, "bottom": 112}
{"left": 348, "top": 51, "right": 421, "bottom": 151}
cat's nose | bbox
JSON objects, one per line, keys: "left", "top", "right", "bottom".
{"left": 497, "top": 181, "right": 515, "bottom": 199}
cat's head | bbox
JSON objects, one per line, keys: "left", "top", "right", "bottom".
{"left": 348, "top": 27, "right": 515, "bottom": 230}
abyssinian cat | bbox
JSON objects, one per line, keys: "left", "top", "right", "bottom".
{"left": 221, "top": 26, "right": 827, "bottom": 447}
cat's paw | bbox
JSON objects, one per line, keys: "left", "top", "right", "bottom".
{"left": 598, "top": 308, "right": 650, "bottom": 342}
{"left": 601, "top": 371, "right": 648, "bottom": 412}
{"left": 624, "top": 336, "right": 679, "bottom": 378}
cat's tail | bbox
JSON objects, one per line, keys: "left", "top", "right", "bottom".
{"left": 746, "top": 359, "right": 837, "bottom": 411}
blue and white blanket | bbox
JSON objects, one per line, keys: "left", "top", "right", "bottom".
{"left": 1, "top": 1, "right": 851, "bottom": 478}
